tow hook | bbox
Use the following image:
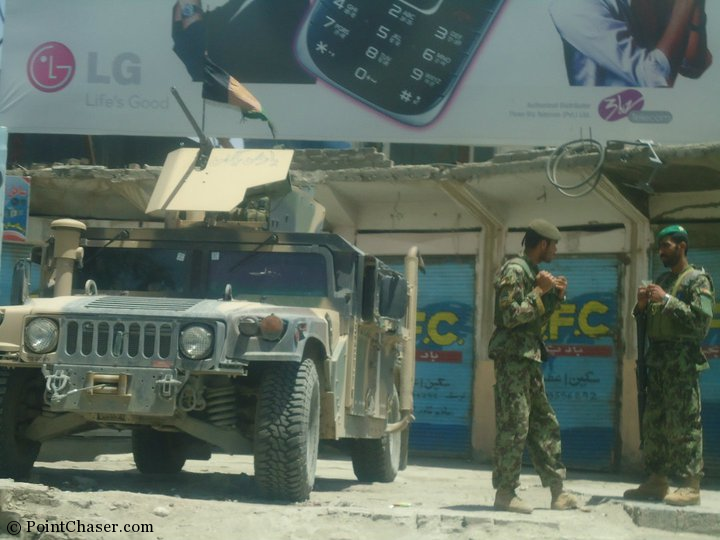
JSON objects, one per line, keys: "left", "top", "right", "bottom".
{"left": 44, "top": 368, "right": 70, "bottom": 397}
{"left": 157, "top": 373, "right": 184, "bottom": 399}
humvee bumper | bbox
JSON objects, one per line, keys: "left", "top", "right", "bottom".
{"left": 43, "top": 364, "right": 184, "bottom": 418}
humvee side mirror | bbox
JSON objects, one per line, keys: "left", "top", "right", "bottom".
{"left": 378, "top": 274, "right": 408, "bottom": 319}
{"left": 362, "top": 261, "right": 409, "bottom": 322}
{"left": 31, "top": 246, "right": 43, "bottom": 265}
{"left": 10, "top": 259, "right": 31, "bottom": 305}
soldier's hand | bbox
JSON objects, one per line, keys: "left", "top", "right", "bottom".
{"left": 636, "top": 286, "right": 648, "bottom": 309}
{"left": 646, "top": 284, "right": 667, "bottom": 304}
{"left": 536, "top": 271, "right": 554, "bottom": 294}
{"left": 554, "top": 276, "right": 568, "bottom": 298}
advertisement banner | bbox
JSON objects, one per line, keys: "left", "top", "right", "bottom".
{"left": 0, "top": 126, "right": 5, "bottom": 264}
{"left": 1, "top": 0, "right": 719, "bottom": 145}
{"left": 0, "top": 0, "right": 5, "bottom": 73}
{"left": 3, "top": 175, "right": 29, "bottom": 243}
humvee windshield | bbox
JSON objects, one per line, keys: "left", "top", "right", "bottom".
{"left": 74, "top": 247, "right": 330, "bottom": 298}
{"left": 74, "top": 248, "right": 190, "bottom": 294}
{"left": 208, "top": 251, "right": 328, "bottom": 297}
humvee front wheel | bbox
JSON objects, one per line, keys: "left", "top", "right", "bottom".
{"left": 351, "top": 386, "right": 401, "bottom": 482}
{"left": 132, "top": 429, "right": 187, "bottom": 474}
{"left": 0, "top": 368, "right": 43, "bottom": 479}
{"left": 254, "top": 358, "right": 320, "bottom": 501}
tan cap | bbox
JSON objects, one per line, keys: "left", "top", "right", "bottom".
{"left": 528, "top": 219, "right": 561, "bottom": 241}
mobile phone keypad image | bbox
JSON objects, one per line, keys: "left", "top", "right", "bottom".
{"left": 296, "top": 0, "right": 504, "bottom": 126}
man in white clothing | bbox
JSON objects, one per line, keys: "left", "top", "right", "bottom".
{"left": 549, "top": 0, "right": 711, "bottom": 86}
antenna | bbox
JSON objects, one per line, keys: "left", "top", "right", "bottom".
{"left": 171, "top": 86, "right": 213, "bottom": 170}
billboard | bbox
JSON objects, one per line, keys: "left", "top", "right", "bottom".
{"left": 0, "top": 0, "right": 719, "bottom": 146}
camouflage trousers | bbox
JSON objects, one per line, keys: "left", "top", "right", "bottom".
{"left": 643, "top": 342, "right": 704, "bottom": 479}
{"left": 492, "top": 355, "right": 566, "bottom": 491}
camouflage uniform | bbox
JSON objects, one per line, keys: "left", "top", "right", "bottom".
{"left": 488, "top": 255, "right": 566, "bottom": 491}
{"left": 637, "top": 265, "right": 714, "bottom": 480}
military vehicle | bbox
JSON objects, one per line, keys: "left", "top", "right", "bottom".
{"left": 0, "top": 137, "right": 419, "bottom": 501}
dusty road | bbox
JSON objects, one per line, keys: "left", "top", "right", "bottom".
{"left": 1, "top": 450, "right": 718, "bottom": 540}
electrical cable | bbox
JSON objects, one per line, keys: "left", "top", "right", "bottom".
{"left": 545, "top": 138, "right": 605, "bottom": 198}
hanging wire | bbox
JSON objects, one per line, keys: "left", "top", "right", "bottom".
{"left": 546, "top": 138, "right": 663, "bottom": 198}
{"left": 545, "top": 138, "right": 605, "bottom": 198}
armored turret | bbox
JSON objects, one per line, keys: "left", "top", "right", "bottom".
{"left": 145, "top": 147, "right": 325, "bottom": 233}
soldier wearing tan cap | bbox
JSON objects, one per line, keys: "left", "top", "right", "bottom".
{"left": 488, "top": 219, "right": 578, "bottom": 514}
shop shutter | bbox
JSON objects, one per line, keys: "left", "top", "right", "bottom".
{"left": 653, "top": 249, "right": 720, "bottom": 475}
{"left": 541, "top": 257, "right": 621, "bottom": 470}
{"left": 0, "top": 242, "right": 39, "bottom": 305}
{"left": 389, "top": 256, "right": 475, "bottom": 456}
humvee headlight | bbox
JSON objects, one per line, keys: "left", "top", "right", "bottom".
{"left": 179, "top": 324, "right": 214, "bottom": 360}
{"left": 259, "top": 315, "right": 285, "bottom": 341}
{"left": 24, "top": 317, "right": 59, "bottom": 354}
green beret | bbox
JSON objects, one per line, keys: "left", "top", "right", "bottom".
{"left": 657, "top": 224, "right": 688, "bottom": 241}
{"left": 528, "top": 219, "right": 561, "bottom": 241}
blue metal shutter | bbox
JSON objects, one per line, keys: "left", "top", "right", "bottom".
{"left": 653, "top": 249, "right": 720, "bottom": 475}
{"left": 0, "top": 242, "right": 38, "bottom": 304}
{"left": 541, "top": 257, "right": 620, "bottom": 470}
{"left": 389, "top": 256, "right": 475, "bottom": 456}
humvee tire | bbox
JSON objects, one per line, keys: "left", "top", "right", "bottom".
{"left": 351, "top": 386, "right": 401, "bottom": 482}
{"left": 254, "top": 358, "right": 320, "bottom": 501}
{"left": 132, "top": 428, "right": 187, "bottom": 474}
{"left": 0, "top": 368, "right": 43, "bottom": 479}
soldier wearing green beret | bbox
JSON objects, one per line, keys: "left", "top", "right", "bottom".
{"left": 488, "top": 219, "right": 578, "bottom": 514}
{"left": 625, "top": 225, "right": 715, "bottom": 506}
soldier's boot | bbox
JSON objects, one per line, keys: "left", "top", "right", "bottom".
{"left": 664, "top": 476, "right": 701, "bottom": 507}
{"left": 623, "top": 473, "right": 669, "bottom": 501}
{"left": 550, "top": 484, "right": 578, "bottom": 510}
{"left": 493, "top": 489, "right": 533, "bottom": 514}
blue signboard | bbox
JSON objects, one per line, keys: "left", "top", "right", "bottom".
{"left": 542, "top": 257, "right": 619, "bottom": 470}
{"left": 3, "top": 175, "right": 30, "bottom": 243}
{"left": 390, "top": 257, "right": 475, "bottom": 456}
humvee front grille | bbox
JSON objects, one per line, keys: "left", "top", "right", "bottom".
{"left": 64, "top": 320, "right": 175, "bottom": 360}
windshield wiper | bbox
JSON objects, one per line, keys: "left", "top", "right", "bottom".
{"left": 229, "top": 234, "right": 279, "bottom": 271}
{"left": 80, "top": 229, "right": 130, "bottom": 268}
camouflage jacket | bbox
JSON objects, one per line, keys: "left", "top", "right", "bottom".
{"left": 488, "top": 255, "right": 562, "bottom": 362}
{"left": 635, "top": 264, "right": 715, "bottom": 368}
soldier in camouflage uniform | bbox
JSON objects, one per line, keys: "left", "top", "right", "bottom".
{"left": 488, "top": 219, "right": 578, "bottom": 514}
{"left": 625, "top": 225, "right": 715, "bottom": 506}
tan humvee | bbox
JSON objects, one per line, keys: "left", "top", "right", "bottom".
{"left": 0, "top": 145, "right": 419, "bottom": 502}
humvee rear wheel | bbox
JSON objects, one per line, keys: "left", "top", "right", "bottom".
{"left": 254, "top": 358, "right": 320, "bottom": 501}
{"left": 0, "top": 368, "right": 43, "bottom": 479}
{"left": 132, "top": 429, "right": 187, "bottom": 474}
{"left": 351, "top": 386, "right": 401, "bottom": 483}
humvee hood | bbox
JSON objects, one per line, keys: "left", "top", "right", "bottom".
{"left": 19, "top": 295, "right": 327, "bottom": 319}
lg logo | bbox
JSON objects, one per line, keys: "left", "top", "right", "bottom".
{"left": 27, "top": 42, "right": 142, "bottom": 93}
{"left": 27, "top": 42, "right": 76, "bottom": 92}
